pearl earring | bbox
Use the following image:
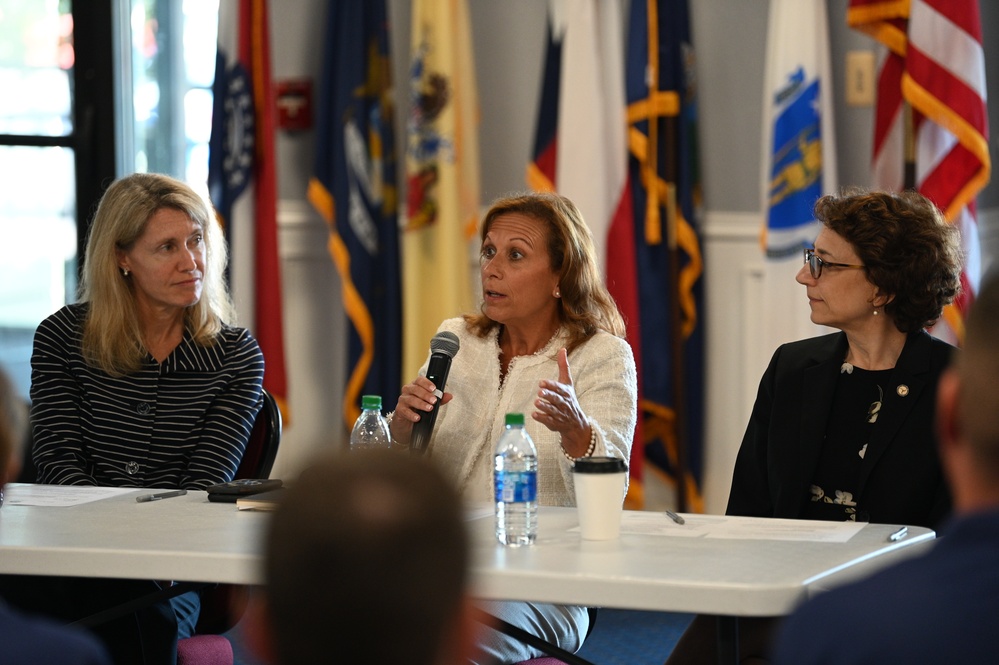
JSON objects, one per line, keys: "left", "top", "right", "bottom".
{"left": 873, "top": 308, "right": 879, "bottom": 316}
{"left": 123, "top": 268, "right": 130, "bottom": 277}
{"left": 554, "top": 288, "right": 561, "bottom": 298}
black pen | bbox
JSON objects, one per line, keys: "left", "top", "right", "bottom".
{"left": 665, "top": 509, "right": 685, "bottom": 525}
{"left": 136, "top": 489, "right": 188, "bottom": 503}
{"left": 887, "top": 526, "right": 908, "bottom": 542}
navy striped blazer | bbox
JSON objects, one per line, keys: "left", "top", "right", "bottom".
{"left": 30, "top": 303, "right": 264, "bottom": 490}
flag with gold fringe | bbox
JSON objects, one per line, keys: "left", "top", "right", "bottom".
{"left": 848, "top": 0, "right": 990, "bottom": 343}
{"left": 526, "top": 0, "right": 644, "bottom": 506}
{"left": 625, "top": 0, "right": 705, "bottom": 512}
{"left": 307, "top": 0, "right": 401, "bottom": 428}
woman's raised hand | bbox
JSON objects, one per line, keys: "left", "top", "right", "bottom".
{"left": 534, "top": 348, "right": 591, "bottom": 457}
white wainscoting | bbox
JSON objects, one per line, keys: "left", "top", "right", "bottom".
{"left": 698, "top": 211, "right": 770, "bottom": 514}
{"left": 269, "top": 200, "right": 347, "bottom": 479}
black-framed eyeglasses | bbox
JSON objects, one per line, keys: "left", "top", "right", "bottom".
{"left": 804, "top": 248, "right": 865, "bottom": 279}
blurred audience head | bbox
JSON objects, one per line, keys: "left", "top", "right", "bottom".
{"left": 937, "top": 271, "right": 999, "bottom": 510}
{"left": 250, "top": 450, "right": 473, "bottom": 665}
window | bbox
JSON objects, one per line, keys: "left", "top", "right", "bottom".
{"left": 0, "top": 0, "right": 216, "bottom": 396}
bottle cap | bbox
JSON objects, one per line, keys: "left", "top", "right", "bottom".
{"left": 361, "top": 395, "right": 382, "bottom": 410}
{"left": 505, "top": 413, "right": 525, "bottom": 426}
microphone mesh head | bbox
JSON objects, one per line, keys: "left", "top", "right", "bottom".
{"left": 430, "top": 331, "right": 460, "bottom": 358}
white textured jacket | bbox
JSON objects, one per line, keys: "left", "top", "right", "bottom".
{"left": 424, "top": 318, "right": 638, "bottom": 507}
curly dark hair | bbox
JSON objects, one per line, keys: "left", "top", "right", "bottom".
{"left": 813, "top": 189, "right": 962, "bottom": 333}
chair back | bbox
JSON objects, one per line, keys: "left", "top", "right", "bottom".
{"left": 234, "top": 389, "right": 282, "bottom": 480}
{"left": 190, "top": 390, "right": 282, "bottom": 643}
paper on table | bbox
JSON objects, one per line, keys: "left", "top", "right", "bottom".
{"left": 616, "top": 512, "right": 865, "bottom": 543}
{"left": 4, "top": 485, "right": 135, "bottom": 507}
{"left": 464, "top": 504, "right": 493, "bottom": 522}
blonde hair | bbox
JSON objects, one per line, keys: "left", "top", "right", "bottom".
{"left": 464, "top": 192, "right": 625, "bottom": 351}
{"left": 79, "top": 173, "right": 235, "bottom": 375}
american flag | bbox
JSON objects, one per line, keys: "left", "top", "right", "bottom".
{"left": 848, "top": 0, "right": 991, "bottom": 343}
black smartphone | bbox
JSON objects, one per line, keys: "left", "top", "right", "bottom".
{"left": 206, "top": 478, "right": 283, "bottom": 503}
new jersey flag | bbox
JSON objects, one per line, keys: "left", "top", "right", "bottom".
{"left": 403, "top": 0, "right": 481, "bottom": 381}
{"left": 307, "top": 0, "right": 401, "bottom": 428}
{"left": 209, "top": 0, "right": 288, "bottom": 418}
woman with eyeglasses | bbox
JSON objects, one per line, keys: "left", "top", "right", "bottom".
{"left": 665, "top": 189, "right": 961, "bottom": 664}
{"left": 728, "top": 189, "right": 961, "bottom": 529}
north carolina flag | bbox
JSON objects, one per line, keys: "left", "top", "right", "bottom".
{"left": 759, "top": 0, "right": 838, "bottom": 354}
{"left": 849, "top": 0, "right": 990, "bottom": 343}
{"left": 625, "top": 0, "right": 705, "bottom": 512}
{"left": 403, "top": 0, "right": 481, "bottom": 382}
{"left": 209, "top": 0, "right": 288, "bottom": 419}
{"left": 527, "top": 0, "right": 642, "bottom": 506}
{"left": 307, "top": 0, "right": 401, "bottom": 428}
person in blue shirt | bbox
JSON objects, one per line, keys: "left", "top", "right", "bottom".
{"left": 773, "top": 270, "right": 999, "bottom": 664}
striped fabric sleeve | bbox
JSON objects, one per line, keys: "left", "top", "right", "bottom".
{"left": 30, "top": 305, "right": 266, "bottom": 490}
{"left": 178, "top": 328, "right": 265, "bottom": 489}
{"left": 30, "top": 306, "right": 97, "bottom": 486}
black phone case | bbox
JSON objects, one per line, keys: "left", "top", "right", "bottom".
{"left": 206, "top": 478, "right": 283, "bottom": 503}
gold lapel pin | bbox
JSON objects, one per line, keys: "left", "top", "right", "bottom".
{"left": 897, "top": 385, "right": 909, "bottom": 397}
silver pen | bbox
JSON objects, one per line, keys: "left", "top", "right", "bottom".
{"left": 136, "top": 489, "right": 188, "bottom": 503}
{"left": 665, "top": 509, "right": 685, "bottom": 525}
{"left": 887, "top": 526, "right": 908, "bottom": 542}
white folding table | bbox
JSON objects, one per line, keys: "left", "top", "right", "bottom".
{"left": 0, "top": 485, "right": 935, "bottom": 663}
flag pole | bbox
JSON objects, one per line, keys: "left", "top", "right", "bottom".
{"left": 645, "top": 0, "right": 690, "bottom": 513}
{"left": 662, "top": 115, "right": 691, "bottom": 514}
{"left": 903, "top": 100, "right": 916, "bottom": 190}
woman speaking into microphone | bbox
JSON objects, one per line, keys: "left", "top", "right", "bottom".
{"left": 389, "top": 192, "right": 638, "bottom": 664}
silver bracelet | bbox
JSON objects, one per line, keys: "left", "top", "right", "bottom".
{"left": 561, "top": 425, "right": 597, "bottom": 462}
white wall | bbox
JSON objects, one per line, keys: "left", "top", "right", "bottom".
{"left": 267, "top": 0, "right": 999, "bottom": 510}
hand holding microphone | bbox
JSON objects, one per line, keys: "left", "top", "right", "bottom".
{"left": 391, "top": 331, "right": 460, "bottom": 453}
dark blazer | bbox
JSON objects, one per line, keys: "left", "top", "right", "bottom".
{"left": 726, "top": 330, "right": 953, "bottom": 529}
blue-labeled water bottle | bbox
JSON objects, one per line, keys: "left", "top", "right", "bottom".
{"left": 494, "top": 413, "right": 538, "bottom": 546}
{"left": 350, "top": 395, "right": 391, "bottom": 451}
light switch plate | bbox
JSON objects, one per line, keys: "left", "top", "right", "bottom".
{"left": 846, "top": 51, "right": 876, "bottom": 107}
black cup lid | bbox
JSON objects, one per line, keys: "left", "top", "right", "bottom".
{"left": 573, "top": 456, "right": 627, "bottom": 473}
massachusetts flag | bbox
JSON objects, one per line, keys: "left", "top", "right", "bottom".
{"left": 307, "top": 0, "right": 401, "bottom": 428}
{"left": 759, "top": 0, "right": 838, "bottom": 354}
{"left": 848, "top": 0, "right": 990, "bottom": 343}
{"left": 209, "top": 0, "right": 289, "bottom": 418}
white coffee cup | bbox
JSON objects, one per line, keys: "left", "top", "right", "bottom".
{"left": 573, "top": 456, "right": 628, "bottom": 540}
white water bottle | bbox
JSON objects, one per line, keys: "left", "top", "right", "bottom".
{"left": 494, "top": 413, "right": 538, "bottom": 546}
{"left": 350, "top": 395, "right": 391, "bottom": 451}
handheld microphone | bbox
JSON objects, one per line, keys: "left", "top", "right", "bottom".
{"left": 410, "top": 331, "right": 460, "bottom": 454}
